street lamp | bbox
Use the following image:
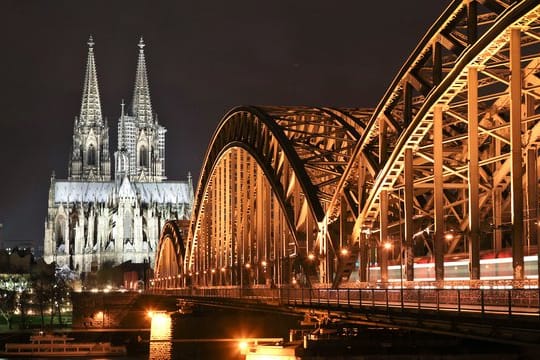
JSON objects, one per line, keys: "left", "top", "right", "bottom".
{"left": 95, "top": 311, "right": 105, "bottom": 328}
{"left": 380, "top": 241, "right": 393, "bottom": 286}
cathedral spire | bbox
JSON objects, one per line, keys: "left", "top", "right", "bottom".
{"left": 69, "top": 36, "right": 111, "bottom": 181}
{"left": 119, "top": 99, "right": 126, "bottom": 149}
{"left": 131, "top": 37, "right": 153, "bottom": 124}
{"left": 79, "top": 35, "right": 103, "bottom": 126}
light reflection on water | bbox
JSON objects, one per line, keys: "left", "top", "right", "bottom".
{"left": 149, "top": 312, "right": 172, "bottom": 360}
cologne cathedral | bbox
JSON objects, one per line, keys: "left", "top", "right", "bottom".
{"left": 43, "top": 37, "right": 193, "bottom": 274}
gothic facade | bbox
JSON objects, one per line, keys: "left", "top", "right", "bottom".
{"left": 43, "top": 37, "right": 193, "bottom": 274}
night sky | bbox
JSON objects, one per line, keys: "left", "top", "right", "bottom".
{"left": 0, "top": 1, "right": 449, "bottom": 247}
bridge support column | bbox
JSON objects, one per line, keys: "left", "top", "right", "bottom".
{"left": 510, "top": 27, "right": 524, "bottom": 280}
{"left": 380, "top": 190, "right": 389, "bottom": 284}
{"left": 434, "top": 104, "right": 445, "bottom": 282}
{"left": 359, "top": 231, "right": 368, "bottom": 283}
{"left": 527, "top": 147, "right": 538, "bottom": 259}
{"left": 468, "top": 66, "right": 480, "bottom": 280}
{"left": 404, "top": 148, "right": 414, "bottom": 282}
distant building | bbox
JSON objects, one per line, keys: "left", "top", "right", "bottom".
{"left": 43, "top": 37, "right": 193, "bottom": 274}
{"left": 0, "top": 248, "right": 33, "bottom": 274}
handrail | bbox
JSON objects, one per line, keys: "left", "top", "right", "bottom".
{"left": 151, "top": 286, "right": 540, "bottom": 318}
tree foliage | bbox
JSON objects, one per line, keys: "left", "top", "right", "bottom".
{"left": 0, "top": 289, "right": 16, "bottom": 329}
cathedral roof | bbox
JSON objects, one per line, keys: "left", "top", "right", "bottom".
{"left": 134, "top": 182, "right": 191, "bottom": 204}
{"left": 118, "top": 176, "right": 136, "bottom": 199}
{"left": 53, "top": 180, "right": 191, "bottom": 204}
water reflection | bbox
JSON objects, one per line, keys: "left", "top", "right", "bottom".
{"left": 149, "top": 311, "right": 172, "bottom": 360}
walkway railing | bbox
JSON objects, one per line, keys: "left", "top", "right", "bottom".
{"left": 151, "top": 286, "right": 540, "bottom": 318}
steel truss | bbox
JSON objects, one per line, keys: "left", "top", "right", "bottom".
{"left": 180, "top": 106, "right": 369, "bottom": 287}
{"left": 334, "top": 0, "right": 540, "bottom": 286}
{"left": 156, "top": 0, "right": 540, "bottom": 288}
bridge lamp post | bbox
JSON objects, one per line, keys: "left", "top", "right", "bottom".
{"left": 211, "top": 269, "right": 216, "bottom": 286}
{"left": 260, "top": 261, "right": 267, "bottom": 286}
{"left": 245, "top": 263, "right": 251, "bottom": 286}
{"left": 338, "top": 248, "right": 350, "bottom": 287}
{"left": 307, "top": 253, "right": 316, "bottom": 286}
{"left": 220, "top": 267, "right": 226, "bottom": 285}
{"left": 242, "top": 263, "right": 251, "bottom": 290}
{"left": 383, "top": 241, "right": 393, "bottom": 287}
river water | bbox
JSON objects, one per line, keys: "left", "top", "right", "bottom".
{"left": 146, "top": 307, "right": 300, "bottom": 360}
{"left": 0, "top": 306, "right": 535, "bottom": 359}
{"left": 143, "top": 306, "right": 531, "bottom": 360}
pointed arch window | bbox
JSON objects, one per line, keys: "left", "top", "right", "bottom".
{"left": 139, "top": 145, "right": 148, "bottom": 167}
{"left": 88, "top": 144, "right": 96, "bottom": 166}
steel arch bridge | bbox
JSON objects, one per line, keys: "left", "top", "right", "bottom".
{"left": 153, "top": 220, "right": 186, "bottom": 288}
{"left": 155, "top": 0, "right": 540, "bottom": 289}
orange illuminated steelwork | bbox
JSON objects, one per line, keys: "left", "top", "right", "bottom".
{"left": 154, "top": 1, "right": 540, "bottom": 289}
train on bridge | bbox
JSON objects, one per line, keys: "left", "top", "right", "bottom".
{"left": 367, "top": 254, "right": 538, "bottom": 284}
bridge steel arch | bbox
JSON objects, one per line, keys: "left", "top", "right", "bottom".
{"left": 329, "top": 0, "right": 540, "bottom": 286}
{"left": 156, "top": 0, "right": 540, "bottom": 289}
{"left": 183, "top": 106, "right": 370, "bottom": 287}
{"left": 154, "top": 220, "right": 186, "bottom": 289}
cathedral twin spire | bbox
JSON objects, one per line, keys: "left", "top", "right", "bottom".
{"left": 79, "top": 36, "right": 102, "bottom": 126}
{"left": 80, "top": 36, "right": 153, "bottom": 126}
{"left": 70, "top": 35, "right": 166, "bottom": 183}
{"left": 131, "top": 37, "right": 154, "bottom": 125}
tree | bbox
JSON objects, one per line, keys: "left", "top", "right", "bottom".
{"left": 30, "top": 260, "right": 55, "bottom": 329}
{"left": 50, "top": 265, "right": 77, "bottom": 326}
{"left": 50, "top": 277, "right": 68, "bottom": 326}
{"left": 17, "top": 289, "right": 31, "bottom": 329}
{"left": 0, "top": 289, "right": 16, "bottom": 329}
